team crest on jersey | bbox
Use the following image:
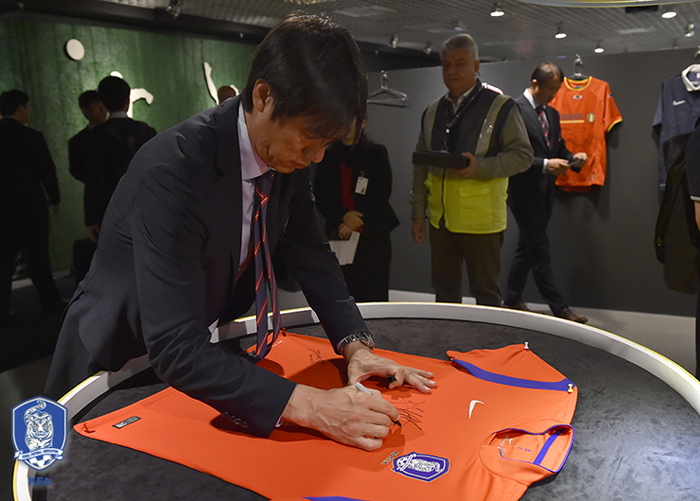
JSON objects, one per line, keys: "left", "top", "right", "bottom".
{"left": 392, "top": 452, "right": 449, "bottom": 482}
{"left": 587, "top": 112, "right": 596, "bottom": 123}
{"left": 12, "top": 397, "right": 67, "bottom": 471}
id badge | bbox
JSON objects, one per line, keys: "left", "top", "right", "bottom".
{"left": 355, "top": 174, "right": 368, "bottom": 195}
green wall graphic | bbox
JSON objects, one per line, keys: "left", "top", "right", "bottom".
{"left": 0, "top": 16, "right": 255, "bottom": 270}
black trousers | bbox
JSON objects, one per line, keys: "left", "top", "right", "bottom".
{"left": 0, "top": 210, "right": 62, "bottom": 317}
{"left": 342, "top": 231, "right": 392, "bottom": 303}
{"left": 505, "top": 192, "right": 568, "bottom": 315}
{"left": 429, "top": 225, "right": 503, "bottom": 307}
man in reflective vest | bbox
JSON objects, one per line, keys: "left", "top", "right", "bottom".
{"left": 410, "top": 34, "right": 532, "bottom": 306}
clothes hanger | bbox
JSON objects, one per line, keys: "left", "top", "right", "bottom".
{"left": 683, "top": 48, "right": 700, "bottom": 85}
{"left": 686, "top": 46, "right": 700, "bottom": 69}
{"left": 568, "top": 54, "right": 588, "bottom": 80}
{"left": 368, "top": 71, "right": 411, "bottom": 108}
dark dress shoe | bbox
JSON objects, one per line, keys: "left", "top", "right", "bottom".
{"left": 556, "top": 308, "right": 588, "bottom": 324}
{"left": 504, "top": 301, "right": 531, "bottom": 312}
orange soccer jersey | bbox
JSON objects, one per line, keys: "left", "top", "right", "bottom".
{"left": 75, "top": 332, "right": 577, "bottom": 501}
{"left": 550, "top": 76, "right": 622, "bottom": 192}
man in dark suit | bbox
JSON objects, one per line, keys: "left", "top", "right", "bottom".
{"left": 46, "top": 14, "right": 435, "bottom": 451}
{"left": 68, "top": 90, "right": 108, "bottom": 282}
{"left": 0, "top": 90, "right": 65, "bottom": 325}
{"left": 504, "top": 62, "right": 589, "bottom": 323}
{"left": 68, "top": 90, "right": 108, "bottom": 185}
{"left": 82, "top": 75, "right": 156, "bottom": 242}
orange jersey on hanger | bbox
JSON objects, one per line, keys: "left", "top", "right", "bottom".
{"left": 550, "top": 76, "right": 622, "bottom": 192}
{"left": 75, "top": 332, "right": 577, "bottom": 501}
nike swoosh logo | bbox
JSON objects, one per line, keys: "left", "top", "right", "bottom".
{"left": 469, "top": 400, "right": 484, "bottom": 419}
{"left": 673, "top": 100, "right": 686, "bottom": 106}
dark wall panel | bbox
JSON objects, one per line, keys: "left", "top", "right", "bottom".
{"left": 366, "top": 49, "right": 697, "bottom": 316}
{"left": 0, "top": 16, "right": 254, "bottom": 270}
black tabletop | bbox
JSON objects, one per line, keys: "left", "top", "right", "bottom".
{"left": 34, "top": 318, "right": 700, "bottom": 501}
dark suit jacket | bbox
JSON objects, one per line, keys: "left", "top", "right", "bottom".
{"left": 0, "top": 117, "right": 60, "bottom": 224}
{"left": 48, "top": 97, "right": 367, "bottom": 436}
{"left": 82, "top": 117, "right": 156, "bottom": 226}
{"left": 313, "top": 140, "right": 399, "bottom": 236}
{"left": 68, "top": 125, "right": 92, "bottom": 183}
{"left": 509, "top": 95, "right": 574, "bottom": 208}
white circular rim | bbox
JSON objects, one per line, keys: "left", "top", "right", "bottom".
{"left": 14, "top": 302, "right": 700, "bottom": 500}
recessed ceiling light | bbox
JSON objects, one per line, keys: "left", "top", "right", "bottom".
{"left": 661, "top": 9, "right": 677, "bottom": 19}
{"left": 490, "top": 3, "right": 505, "bottom": 17}
{"left": 686, "top": 22, "right": 695, "bottom": 37}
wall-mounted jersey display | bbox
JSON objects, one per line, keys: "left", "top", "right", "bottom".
{"left": 652, "top": 64, "right": 700, "bottom": 190}
{"left": 550, "top": 76, "right": 622, "bottom": 192}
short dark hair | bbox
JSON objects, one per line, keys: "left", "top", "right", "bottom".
{"left": 98, "top": 76, "right": 131, "bottom": 112}
{"left": 0, "top": 89, "right": 29, "bottom": 116}
{"left": 78, "top": 90, "right": 101, "bottom": 110}
{"left": 241, "top": 13, "right": 367, "bottom": 142}
{"left": 531, "top": 62, "right": 563, "bottom": 86}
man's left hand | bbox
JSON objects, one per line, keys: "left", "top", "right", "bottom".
{"left": 345, "top": 344, "right": 436, "bottom": 393}
{"left": 571, "top": 152, "right": 588, "bottom": 168}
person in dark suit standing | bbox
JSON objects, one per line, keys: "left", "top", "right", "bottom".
{"left": 83, "top": 76, "right": 156, "bottom": 242}
{"left": 0, "top": 90, "right": 65, "bottom": 325}
{"left": 68, "top": 90, "right": 108, "bottom": 282}
{"left": 504, "top": 62, "right": 588, "bottom": 323}
{"left": 68, "top": 90, "right": 108, "bottom": 185}
{"left": 46, "top": 14, "right": 435, "bottom": 451}
{"left": 314, "top": 127, "right": 400, "bottom": 302}
{"left": 683, "top": 118, "right": 700, "bottom": 377}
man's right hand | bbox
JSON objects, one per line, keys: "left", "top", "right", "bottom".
{"left": 281, "top": 384, "right": 399, "bottom": 451}
{"left": 87, "top": 225, "right": 100, "bottom": 243}
{"left": 411, "top": 217, "right": 427, "bottom": 244}
{"left": 545, "top": 158, "right": 570, "bottom": 176}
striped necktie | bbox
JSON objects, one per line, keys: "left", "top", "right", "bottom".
{"left": 250, "top": 170, "right": 280, "bottom": 362}
{"left": 536, "top": 105, "right": 550, "bottom": 148}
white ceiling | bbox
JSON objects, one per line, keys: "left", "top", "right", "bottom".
{"left": 50, "top": 0, "right": 700, "bottom": 62}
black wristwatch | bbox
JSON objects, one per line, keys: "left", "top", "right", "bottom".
{"left": 337, "top": 332, "right": 375, "bottom": 357}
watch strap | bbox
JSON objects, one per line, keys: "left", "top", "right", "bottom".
{"left": 336, "top": 332, "right": 375, "bottom": 356}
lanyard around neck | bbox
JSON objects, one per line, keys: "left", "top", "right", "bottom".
{"left": 442, "top": 85, "right": 482, "bottom": 152}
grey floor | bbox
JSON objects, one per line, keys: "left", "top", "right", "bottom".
{"left": 1, "top": 280, "right": 696, "bottom": 500}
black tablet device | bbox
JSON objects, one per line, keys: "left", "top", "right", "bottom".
{"left": 413, "top": 150, "right": 470, "bottom": 170}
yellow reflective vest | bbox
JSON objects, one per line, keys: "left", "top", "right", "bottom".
{"left": 422, "top": 93, "right": 512, "bottom": 234}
